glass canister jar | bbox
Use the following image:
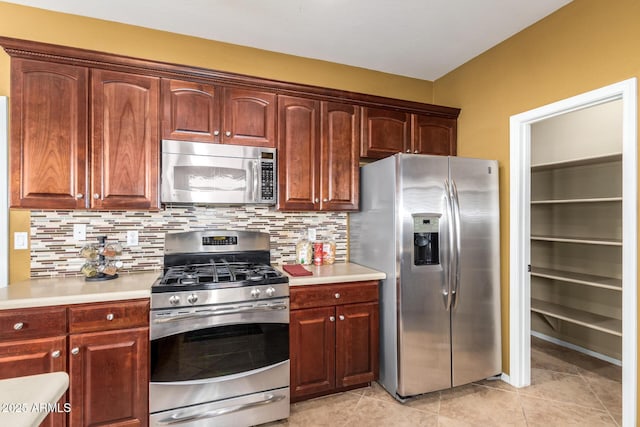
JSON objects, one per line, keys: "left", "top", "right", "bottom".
{"left": 296, "top": 235, "right": 312, "bottom": 265}
{"left": 322, "top": 240, "right": 336, "bottom": 264}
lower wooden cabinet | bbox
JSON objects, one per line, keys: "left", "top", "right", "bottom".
{"left": 69, "top": 327, "right": 149, "bottom": 427}
{"left": 289, "top": 281, "right": 379, "bottom": 402}
{"left": 0, "top": 299, "right": 149, "bottom": 427}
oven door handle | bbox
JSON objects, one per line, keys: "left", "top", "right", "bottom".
{"left": 156, "top": 393, "right": 286, "bottom": 425}
{"left": 153, "top": 303, "right": 288, "bottom": 324}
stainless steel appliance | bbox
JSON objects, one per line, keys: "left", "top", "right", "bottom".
{"left": 149, "top": 230, "right": 290, "bottom": 427}
{"left": 161, "top": 139, "right": 277, "bottom": 205}
{"left": 349, "top": 153, "right": 501, "bottom": 399}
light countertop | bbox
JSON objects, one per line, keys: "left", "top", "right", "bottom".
{"left": 0, "top": 271, "right": 158, "bottom": 310}
{"left": 277, "top": 262, "right": 385, "bottom": 286}
{"left": 0, "top": 371, "right": 69, "bottom": 427}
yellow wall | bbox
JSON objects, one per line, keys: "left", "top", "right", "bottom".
{"left": 433, "top": 0, "right": 639, "bottom": 405}
{"left": 0, "top": 1, "right": 434, "bottom": 283}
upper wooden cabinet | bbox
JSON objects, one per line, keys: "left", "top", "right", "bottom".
{"left": 91, "top": 69, "right": 160, "bottom": 210}
{"left": 10, "top": 59, "right": 160, "bottom": 210}
{"left": 361, "top": 107, "right": 457, "bottom": 159}
{"left": 161, "top": 78, "right": 276, "bottom": 147}
{"left": 278, "top": 96, "right": 359, "bottom": 211}
{"left": 10, "top": 58, "right": 88, "bottom": 209}
{"left": 3, "top": 38, "right": 460, "bottom": 212}
{"left": 321, "top": 102, "right": 360, "bottom": 211}
{"left": 223, "top": 87, "right": 276, "bottom": 147}
{"left": 161, "top": 79, "right": 219, "bottom": 143}
{"left": 277, "top": 96, "right": 320, "bottom": 211}
{"left": 412, "top": 114, "right": 457, "bottom": 156}
{"left": 360, "top": 107, "right": 410, "bottom": 159}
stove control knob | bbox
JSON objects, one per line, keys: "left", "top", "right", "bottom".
{"left": 251, "top": 289, "right": 261, "bottom": 298}
{"left": 187, "top": 294, "right": 198, "bottom": 305}
{"left": 169, "top": 295, "right": 181, "bottom": 306}
{"left": 265, "top": 287, "right": 276, "bottom": 297}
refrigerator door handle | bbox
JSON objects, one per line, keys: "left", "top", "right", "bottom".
{"left": 443, "top": 180, "right": 454, "bottom": 311}
{"left": 450, "top": 179, "right": 462, "bottom": 309}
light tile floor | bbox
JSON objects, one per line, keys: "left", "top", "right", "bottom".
{"left": 266, "top": 337, "right": 622, "bottom": 426}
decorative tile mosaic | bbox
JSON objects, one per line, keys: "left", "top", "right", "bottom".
{"left": 30, "top": 206, "right": 348, "bottom": 278}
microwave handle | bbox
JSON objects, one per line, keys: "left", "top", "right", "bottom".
{"left": 252, "top": 160, "right": 259, "bottom": 203}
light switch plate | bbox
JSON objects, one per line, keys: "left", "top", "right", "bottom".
{"left": 127, "top": 230, "right": 139, "bottom": 246}
{"left": 14, "top": 232, "right": 28, "bottom": 250}
{"left": 73, "top": 224, "right": 86, "bottom": 241}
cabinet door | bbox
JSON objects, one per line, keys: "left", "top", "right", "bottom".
{"left": 290, "top": 307, "right": 335, "bottom": 401}
{"left": 69, "top": 327, "right": 149, "bottom": 427}
{"left": 335, "top": 302, "right": 379, "bottom": 388}
{"left": 222, "top": 87, "right": 276, "bottom": 147}
{"left": 360, "top": 107, "right": 410, "bottom": 159}
{"left": 10, "top": 58, "right": 88, "bottom": 209}
{"left": 412, "top": 114, "right": 457, "bottom": 156}
{"left": 320, "top": 102, "right": 360, "bottom": 211}
{"left": 0, "top": 336, "right": 67, "bottom": 427}
{"left": 91, "top": 69, "right": 160, "bottom": 210}
{"left": 161, "top": 79, "right": 220, "bottom": 143}
{"left": 277, "top": 95, "right": 320, "bottom": 211}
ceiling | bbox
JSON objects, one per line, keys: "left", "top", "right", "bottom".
{"left": 4, "top": 0, "right": 572, "bottom": 81}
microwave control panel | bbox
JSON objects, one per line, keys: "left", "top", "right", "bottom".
{"left": 261, "top": 161, "right": 275, "bottom": 201}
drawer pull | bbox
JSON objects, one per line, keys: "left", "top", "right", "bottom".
{"left": 106, "top": 313, "right": 115, "bottom": 321}
{"left": 71, "top": 347, "right": 80, "bottom": 355}
{"left": 339, "top": 315, "right": 345, "bottom": 321}
{"left": 51, "top": 350, "right": 61, "bottom": 358}
{"left": 334, "top": 293, "right": 340, "bottom": 299}
{"left": 13, "top": 322, "right": 24, "bottom": 330}
{"left": 329, "top": 316, "right": 335, "bottom": 322}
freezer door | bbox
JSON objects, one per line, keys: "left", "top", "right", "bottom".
{"left": 397, "top": 154, "right": 452, "bottom": 397}
{"left": 449, "top": 157, "right": 501, "bottom": 387}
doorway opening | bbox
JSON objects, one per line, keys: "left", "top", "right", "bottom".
{"left": 508, "top": 78, "right": 637, "bottom": 426}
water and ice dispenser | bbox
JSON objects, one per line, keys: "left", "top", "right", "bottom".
{"left": 413, "top": 215, "right": 440, "bottom": 266}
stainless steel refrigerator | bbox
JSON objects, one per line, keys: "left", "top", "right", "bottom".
{"left": 349, "top": 153, "right": 501, "bottom": 400}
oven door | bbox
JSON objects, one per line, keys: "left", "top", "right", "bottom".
{"left": 149, "top": 298, "right": 289, "bottom": 415}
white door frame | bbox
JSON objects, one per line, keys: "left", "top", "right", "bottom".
{"left": 509, "top": 78, "right": 637, "bottom": 426}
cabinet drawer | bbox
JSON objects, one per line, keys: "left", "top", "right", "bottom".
{"left": 0, "top": 306, "right": 66, "bottom": 341}
{"left": 290, "top": 281, "right": 379, "bottom": 310}
{"left": 68, "top": 299, "right": 149, "bottom": 333}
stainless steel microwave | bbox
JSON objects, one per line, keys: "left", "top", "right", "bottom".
{"left": 161, "top": 140, "right": 276, "bottom": 205}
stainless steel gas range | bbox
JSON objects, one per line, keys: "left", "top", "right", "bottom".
{"left": 149, "top": 230, "right": 290, "bottom": 427}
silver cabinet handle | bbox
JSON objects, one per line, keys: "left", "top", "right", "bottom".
{"left": 225, "top": 131, "right": 232, "bottom": 137}
{"left": 51, "top": 350, "right": 61, "bottom": 358}
{"left": 213, "top": 130, "right": 220, "bottom": 136}
{"left": 76, "top": 193, "right": 84, "bottom": 199}
{"left": 329, "top": 316, "right": 335, "bottom": 322}
{"left": 106, "top": 313, "right": 114, "bottom": 321}
{"left": 339, "top": 315, "right": 345, "bottom": 321}
{"left": 334, "top": 293, "right": 340, "bottom": 299}
{"left": 315, "top": 198, "right": 319, "bottom": 203}
{"left": 323, "top": 198, "right": 328, "bottom": 202}
{"left": 93, "top": 193, "right": 100, "bottom": 199}
{"left": 13, "top": 322, "right": 24, "bottom": 330}
{"left": 71, "top": 347, "right": 80, "bottom": 355}
{"left": 414, "top": 150, "right": 419, "bottom": 153}
{"left": 406, "top": 149, "right": 411, "bottom": 153}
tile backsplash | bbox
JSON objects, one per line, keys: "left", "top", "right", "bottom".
{"left": 30, "top": 206, "right": 347, "bottom": 278}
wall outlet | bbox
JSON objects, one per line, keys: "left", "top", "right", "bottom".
{"left": 127, "top": 230, "right": 139, "bottom": 246}
{"left": 73, "top": 224, "right": 86, "bottom": 241}
{"left": 14, "top": 232, "right": 28, "bottom": 250}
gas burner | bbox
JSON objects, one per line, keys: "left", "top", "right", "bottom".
{"left": 153, "top": 260, "right": 286, "bottom": 293}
